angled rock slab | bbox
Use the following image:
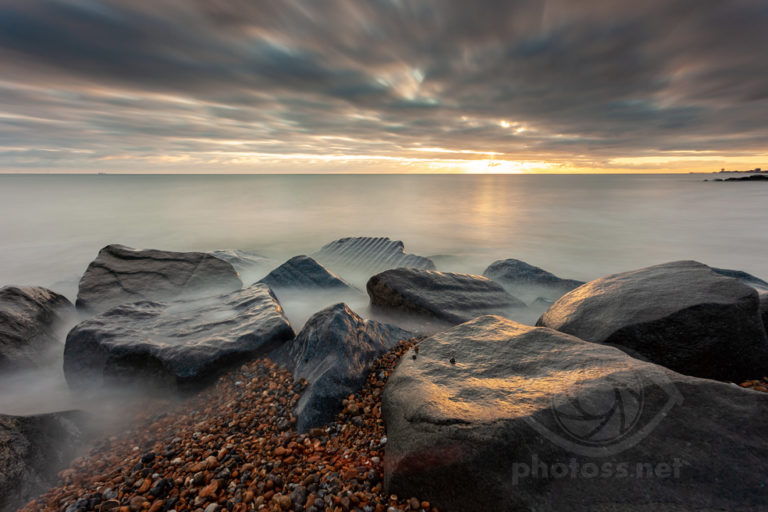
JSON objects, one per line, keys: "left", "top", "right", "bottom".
{"left": 537, "top": 260, "right": 768, "bottom": 381}
{"left": 286, "top": 303, "right": 411, "bottom": 432}
{"left": 64, "top": 284, "right": 293, "bottom": 390}
{"left": 313, "top": 237, "right": 435, "bottom": 278}
{"left": 483, "top": 258, "right": 584, "bottom": 303}
{"left": 383, "top": 315, "right": 768, "bottom": 512}
{"left": 0, "top": 410, "right": 87, "bottom": 512}
{"left": 0, "top": 286, "right": 74, "bottom": 371}
{"left": 367, "top": 268, "right": 525, "bottom": 325}
{"left": 259, "top": 255, "right": 354, "bottom": 292}
{"left": 76, "top": 244, "right": 242, "bottom": 313}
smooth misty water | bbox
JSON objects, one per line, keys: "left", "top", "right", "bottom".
{"left": 1, "top": 173, "right": 767, "bottom": 414}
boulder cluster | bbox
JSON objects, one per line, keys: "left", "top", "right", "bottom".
{"left": 2, "top": 236, "right": 767, "bottom": 512}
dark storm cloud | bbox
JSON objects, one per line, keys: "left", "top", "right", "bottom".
{"left": 0, "top": 0, "right": 766, "bottom": 171}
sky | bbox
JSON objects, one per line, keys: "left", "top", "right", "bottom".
{"left": 0, "top": 0, "right": 767, "bottom": 174}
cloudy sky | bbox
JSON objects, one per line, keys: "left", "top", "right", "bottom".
{"left": 1, "top": 0, "right": 767, "bottom": 173}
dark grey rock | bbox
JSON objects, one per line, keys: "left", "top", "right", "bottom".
{"left": 76, "top": 244, "right": 242, "bottom": 313}
{"left": 383, "top": 315, "right": 768, "bottom": 512}
{"left": 367, "top": 268, "right": 525, "bottom": 325}
{"left": 0, "top": 410, "right": 86, "bottom": 512}
{"left": 0, "top": 286, "right": 74, "bottom": 371}
{"left": 259, "top": 256, "right": 353, "bottom": 291}
{"left": 760, "top": 294, "right": 768, "bottom": 333}
{"left": 483, "top": 258, "right": 584, "bottom": 303}
{"left": 313, "top": 237, "right": 434, "bottom": 276}
{"left": 288, "top": 303, "right": 411, "bottom": 432}
{"left": 711, "top": 266, "right": 768, "bottom": 293}
{"left": 64, "top": 283, "right": 293, "bottom": 390}
{"left": 537, "top": 260, "right": 768, "bottom": 381}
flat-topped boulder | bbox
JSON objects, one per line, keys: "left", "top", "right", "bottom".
{"left": 287, "top": 303, "right": 411, "bottom": 432}
{"left": 367, "top": 268, "right": 525, "bottom": 325}
{"left": 0, "top": 410, "right": 87, "bottom": 512}
{"left": 483, "top": 258, "right": 584, "bottom": 303}
{"left": 313, "top": 237, "right": 434, "bottom": 277}
{"left": 0, "top": 286, "right": 73, "bottom": 371}
{"left": 64, "top": 283, "right": 293, "bottom": 390}
{"left": 383, "top": 315, "right": 768, "bottom": 512}
{"left": 259, "top": 255, "right": 353, "bottom": 292}
{"left": 537, "top": 260, "right": 768, "bottom": 381}
{"left": 76, "top": 244, "right": 242, "bottom": 313}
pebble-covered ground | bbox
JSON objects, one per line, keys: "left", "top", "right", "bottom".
{"left": 739, "top": 376, "right": 768, "bottom": 393}
{"left": 19, "top": 339, "right": 435, "bottom": 512}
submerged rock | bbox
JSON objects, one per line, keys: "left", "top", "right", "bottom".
{"left": 64, "top": 284, "right": 293, "bottom": 390}
{"left": 537, "top": 260, "right": 768, "bottom": 381}
{"left": 483, "top": 258, "right": 584, "bottom": 302}
{"left": 367, "top": 268, "right": 525, "bottom": 325}
{"left": 210, "top": 249, "right": 271, "bottom": 279}
{"left": 286, "top": 303, "right": 411, "bottom": 432}
{"left": 76, "top": 245, "right": 242, "bottom": 313}
{"left": 383, "top": 315, "right": 768, "bottom": 512}
{"left": 0, "top": 411, "right": 87, "bottom": 512}
{"left": 259, "top": 255, "right": 353, "bottom": 291}
{"left": 313, "top": 237, "right": 434, "bottom": 277}
{"left": 711, "top": 266, "right": 768, "bottom": 293}
{"left": 0, "top": 286, "right": 73, "bottom": 371}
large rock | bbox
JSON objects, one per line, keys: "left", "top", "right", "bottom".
{"left": 483, "top": 258, "right": 584, "bottom": 303}
{"left": 76, "top": 244, "right": 242, "bottom": 313}
{"left": 537, "top": 260, "right": 768, "bottom": 381}
{"left": 0, "top": 286, "right": 73, "bottom": 371}
{"left": 313, "top": 237, "right": 434, "bottom": 277}
{"left": 64, "top": 284, "right": 293, "bottom": 390}
{"left": 0, "top": 411, "right": 86, "bottom": 512}
{"left": 711, "top": 266, "right": 768, "bottom": 293}
{"left": 761, "top": 294, "right": 768, "bottom": 332}
{"left": 287, "top": 303, "right": 411, "bottom": 432}
{"left": 383, "top": 315, "right": 768, "bottom": 512}
{"left": 367, "top": 268, "right": 525, "bottom": 325}
{"left": 259, "top": 255, "right": 353, "bottom": 291}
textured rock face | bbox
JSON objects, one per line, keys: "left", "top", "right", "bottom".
{"left": 287, "top": 303, "right": 411, "bottom": 432}
{"left": 537, "top": 260, "right": 768, "bottom": 381}
{"left": 313, "top": 237, "right": 434, "bottom": 277}
{"left": 382, "top": 315, "right": 768, "bottom": 512}
{"left": 76, "top": 245, "right": 242, "bottom": 313}
{"left": 0, "top": 411, "right": 86, "bottom": 512}
{"left": 367, "top": 268, "right": 525, "bottom": 325}
{"left": 483, "top": 258, "right": 584, "bottom": 303}
{"left": 761, "top": 294, "right": 768, "bottom": 332}
{"left": 64, "top": 284, "right": 293, "bottom": 390}
{"left": 0, "top": 286, "right": 73, "bottom": 371}
{"left": 259, "top": 255, "right": 353, "bottom": 291}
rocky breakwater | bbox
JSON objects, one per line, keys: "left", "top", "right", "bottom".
{"left": 382, "top": 315, "right": 768, "bottom": 512}
{"left": 283, "top": 303, "right": 411, "bottom": 432}
{"left": 537, "top": 260, "right": 768, "bottom": 381}
{"left": 76, "top": 245, "right": 242, "bottom": 314}
{"left": 0, "top": 285, "right": 74, "bottom": 371}
{"left": 367, "top": 268, "right": 525, "bottom": 326}
{"left": 64, "top": 283, "right": 294, "bottom": 390}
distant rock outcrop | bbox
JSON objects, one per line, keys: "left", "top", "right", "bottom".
{"left": 259, "top": 255, "right": 354, "bottom": 292}
{"left": 64, "top": 284, "right": 293, "bottom": 390}
{"left": 537, "top": 260, "right": 768, "bottom": 381}
{"left": 367, "top": 268, "right": 525, "bottom": 325}
{"left": 313, "top": 237, "right": 434, "bottom": 278}
{"left": 286, "top": 303, "right": 411, "bottom": 432}
{"left": 0, "top": 286, "right": 73, "bottom": 371}
{"left": 76, "top": 245, "right": 242, "bottom": 313}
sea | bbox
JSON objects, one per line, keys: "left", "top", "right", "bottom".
{"left": 1, "top": 173, "right": 766, "bottom": 415}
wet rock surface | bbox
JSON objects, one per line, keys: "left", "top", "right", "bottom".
{"left": 0, "top": 286, "right": 73, "bottom": 371}
{"left": 286, "top": 303, "right": 412, "bottom": 432}
{"left": 20, "top": 345, "right": 434, "bottom": 512}
{"left": 483, "top": 258, "right": 584, "bottom": 303}
{"left": 383, "top": 315, "right": 768, "bottom": 512}
{"left": 313, "top": 237, "right": 434, "bottom": 278}
{"left": 76, "top": 245, "right": 243, "bottom": 314}
{"left": 367, "top": 268, "right": 525, "bottom": 325}
{"left": 64, "top": 284, "right": 294, "bottom": 390}
{"left": 537, "top": 260, "right": 768, "bottom": 381}
{"left": 0, "top": 410, "right": 86, "bottom": 512}
{"left": 259, "top": 256, "right": 354, "bottom": 292}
